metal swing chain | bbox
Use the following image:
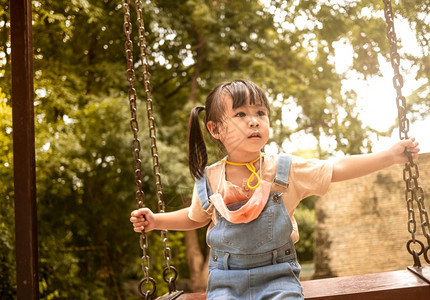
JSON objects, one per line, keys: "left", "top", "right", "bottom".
{"left": 382, "top": 0, "right": 430, "bottom": 265}
{"left": 122, "top": 1, "right": 156, "bottom": 298}
{"left": 133, "top": 0, "right": 181, "bottom": 295}
{"left": 122, "top": 1, "right": 181, "bottom": 298}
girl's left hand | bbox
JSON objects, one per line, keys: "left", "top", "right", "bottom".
{"left": 391, "top": 137, "right": 420, "bottom": 164}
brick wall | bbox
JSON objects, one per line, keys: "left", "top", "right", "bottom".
{"left": 313, "top": 152, "right": 430, "bottom": 279}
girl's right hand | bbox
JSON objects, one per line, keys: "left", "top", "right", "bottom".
{"left": 130, "top": 208, "right": 156, "bottom": 232}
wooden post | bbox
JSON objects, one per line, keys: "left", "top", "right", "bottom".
{"left": 10, "top": 0, "right": 39, "bottom": 299}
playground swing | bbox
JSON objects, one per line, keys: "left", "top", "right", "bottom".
{"left": 381, "top": 0, "right": 430, "bottom": 285}
{"left": 121, "top": 0, "right": 429, "bottom": 299}
{"left": 121, "top": 0, "right": 183, "bottom": 299}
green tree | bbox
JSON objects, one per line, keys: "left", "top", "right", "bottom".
{"left": 398, "top": 0, "right": 430, "bottom": 122}
{"left": 2, "top": 0, "right": 429, "bottom": 298}
{"left": 0, "top": 94, "right": 15, "bottom": 299}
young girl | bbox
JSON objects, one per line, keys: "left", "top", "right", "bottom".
{"left": 130, "top": 79, "right": 420, "bottom": 299}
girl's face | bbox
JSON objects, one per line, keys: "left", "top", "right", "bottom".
{"left": 208, "top": 95, "right": 270, "bottom": 162}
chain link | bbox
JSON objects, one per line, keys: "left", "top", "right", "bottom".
{"left": 122, "top": 0, "right": 155, "bottom": 298}
{"left": 133, "top": 0, "right": 177, "bottom": 284}
{"left": 123, "top": 0, "right": 180, "bottom": 296}
{"left": 382, "top": 0, "right": 430, "bottom": 265}
{"left": 133, "top": 0, "right": 179, "bottom": 286}
{"left": 133, "top": 0, "right": 165, "bottom": 214}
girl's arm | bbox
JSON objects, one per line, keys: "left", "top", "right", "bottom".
{"left": 332, "top": 137, "right": 419, "bottom": 182}
{"left": 130, "top": 207, "right": 210, "bottom": 232}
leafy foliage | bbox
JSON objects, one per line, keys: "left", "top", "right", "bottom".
{"left": 294, "top": 196, "right": 317, "bottom": 262}
{"left": 0, "top": 98, "right": 15, "bottom": 299}
{"left": 2, "top": 0, "right": 429, "bottom": 298}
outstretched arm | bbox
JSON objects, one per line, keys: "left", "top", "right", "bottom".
{"left": 331, "top": 137, "right": 419, "bottom": 182}
{"left": 130, "top": 207, "right": 210, "bottom": 233}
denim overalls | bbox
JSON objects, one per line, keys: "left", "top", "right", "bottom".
{"left": 196, "top": 155, "right": 304, "bottom": 300}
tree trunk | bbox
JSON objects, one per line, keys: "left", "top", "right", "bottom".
{"left": 185, "top": 230, "right": 208, "bottom": 292}
{"left": 185, "top": 22, "right": 208, "bottom": 293}
{"left": 188, "top": 25, "right": 205, "bottom": 103}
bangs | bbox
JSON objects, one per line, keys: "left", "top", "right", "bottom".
{"left": 205, "top": 79, "right": 271, "bottom": 125}
{"left": 224, "top": 80, "right": 270, "bottom": 112}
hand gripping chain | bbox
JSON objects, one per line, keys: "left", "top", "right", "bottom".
{"left": 382, "top": 0, "right": 430, "bottom": 273}
{"left": 122, "top": 1, "right": 183, "bottom": 298}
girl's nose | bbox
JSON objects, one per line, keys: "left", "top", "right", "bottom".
{"left": 248, "top": 117, "right": 260, "bottom": 127}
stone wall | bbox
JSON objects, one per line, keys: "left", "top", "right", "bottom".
{"left": 313, "top": 152, "right": 430, "bottom": 279}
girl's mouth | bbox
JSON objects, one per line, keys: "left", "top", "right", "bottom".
{"left": 248, "top": 132, "right": 261, "bottom": 139}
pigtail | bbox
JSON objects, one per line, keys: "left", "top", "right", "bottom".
{"left": 187, "top": 106, "right": 208, "bottom": 179}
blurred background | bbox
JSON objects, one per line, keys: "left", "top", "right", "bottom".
{"left": 1, "top": 0, "right": 429, "bottom": 299}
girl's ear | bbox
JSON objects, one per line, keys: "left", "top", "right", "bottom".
{"left": 207, "top": 121, "right": 221, "bottom": 140}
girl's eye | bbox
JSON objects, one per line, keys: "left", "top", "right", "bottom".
{"left": 257, "top": 110, "right": 266, "bottom": 116}
{"left": 235, "top": 112, "right": 246, "bottom": 117}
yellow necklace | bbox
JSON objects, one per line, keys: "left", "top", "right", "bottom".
{"left": 222, "top": 153, "right": 265, "bottom": 190}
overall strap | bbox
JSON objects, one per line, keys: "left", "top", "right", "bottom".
{"left": 195, "top": 172, "right": 213, "bottom": 210}
{"left": 274, "top": 154, "right": 292, "bottom": 188}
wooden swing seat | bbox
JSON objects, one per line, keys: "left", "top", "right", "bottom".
{"left": 178, "top": 269, "right": 430, "bottom": 300}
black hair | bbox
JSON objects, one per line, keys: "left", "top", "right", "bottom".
{"left": 187, "top": 79, "right": 270, "bottom": 179}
